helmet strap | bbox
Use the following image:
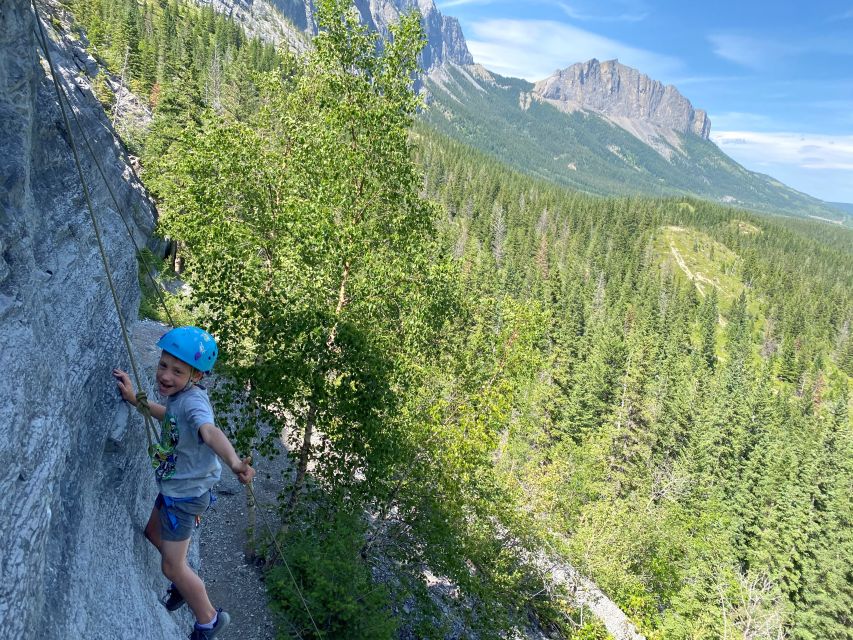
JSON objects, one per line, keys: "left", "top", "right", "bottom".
{"left": 182, "top": 368, "right": 203, "bottom": 392}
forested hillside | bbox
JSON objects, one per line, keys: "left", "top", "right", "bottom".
{"left": 57, "top": 0, "right": 853, "bottom": 637}
{"left": 422, "top": 65, "right": 848, "bottom": 225}
{"left": 417, "top": 133, "right": 852, "bottom": 638}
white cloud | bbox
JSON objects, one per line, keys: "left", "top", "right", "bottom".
{"left": 436, "top": 0, "right": 648, "bottom": 21}
{"left": 556, "top": 1, "right": 648, "bottom": 22}
{"left": 708, "top": 31, "right": 853, "bottom": 70}
{"left": 669, "top": 74, "right": 745, "bottom": 87}
{"left": 437, "top": 0, "right": 497, "bottom": 8}
{"left": 830, "top": 8, "right": 853, "bottom": 20}
{"left": 712, "top": 131, "right": 853, "bottom": 201}
{"left": 466, "top": 18, "right": 682, "bottom": 81}
{"left": 712, "top": 131, "right": 853, "bottom": 170}
{"left": 707, "top": 33, "right": 795, "bottom": 70}
{"left": 708, "top": 111, "right": 775, "bottom": 130}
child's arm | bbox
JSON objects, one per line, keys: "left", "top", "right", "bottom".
{"left": 199, "top": 423, "right": 256, "bottom": 484}
{"left": 112, "top": 368, "right": 166, "bottom": 420}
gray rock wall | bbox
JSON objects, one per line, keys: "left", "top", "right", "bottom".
{"left": 198, "top": 0, "right": 312, "bottom": 52}
{"left": 258, "top": 0, "right": 475, "bottom": 69}
{"left": 350, "top": 0, "right": 473, "bottom": 69}
{"left": 534, "top": 59, "right": 711, "bottom": 140}
{"left": 0, "top": 2, "right": 186, "bottom": 638}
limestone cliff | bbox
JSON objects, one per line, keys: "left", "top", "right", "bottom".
{"left": 196, "top": 0, "right": 312, "bottom": 52}
{"left": 533, "top": 59, "right": 711, "bottom": 158}
{"left": 0, "top": 2, "right": 182, "bottom": 638}
{"left": 347, "top": 0, "right": 473, "bottom": 69}
{"left": 196, "top": 0, "right": 473, "bottom": 69}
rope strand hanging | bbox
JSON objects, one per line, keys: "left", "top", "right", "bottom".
{"left": 31, "top": 0, "right": 159, "bottom": 448}
{"left": 30, "top": 13, "right": 175, "bottom": 328}
{"left": 30, "top": 6, "right": 325, "bottom": 635}
{"left": 54, "top": 96, "right": 176, "bottom": 327}
{"left": 245, "top": 479, "right": 324, "bottom": 640}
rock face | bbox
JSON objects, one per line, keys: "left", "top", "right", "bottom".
{"left": 196, "top": 0, "right": 312, "bottom": 52}
{"left": 533, "top": 59, "right": 710, "bottom": 157}
{"left": 197, "top": 0, "right": 473, "bottom": 69}
{"left": 534, "top": 59, "right": 711, "bottom": 139}
{"left": 0, "top": 2, "right": 184, "bottom": 638}
{"left": 347, "top": 0, "right": 473, "bottom": 69}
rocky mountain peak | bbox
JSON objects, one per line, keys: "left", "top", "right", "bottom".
{"left": 349, "top": 0, "right": 473, "bottom": 69}
{"left": 207, "top": 0, "right": 473, "bottom": 69}
{"left": 533, "top": 59, "right": 710, "bottom": 157}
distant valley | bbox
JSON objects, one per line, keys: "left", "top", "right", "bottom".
{"left": 422, "top": 61, "right": 850, "bottom": 224}
{"left": 210, "top": 0, "right": 851, "bottom": 225}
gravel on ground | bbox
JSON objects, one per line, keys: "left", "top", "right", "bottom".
{"left": 198, "top": 440, "right": 291, "bottom": 640}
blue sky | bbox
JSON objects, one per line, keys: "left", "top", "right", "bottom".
{"left": 434, "top": 0, "right": 853, "bottom": 203}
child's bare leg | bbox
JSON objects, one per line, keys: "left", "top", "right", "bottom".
{"left": 160, "top": 537, "right": 216, "bottom": 624}
{"left": 144, "top": 505, "right": 163, "bottom": 551}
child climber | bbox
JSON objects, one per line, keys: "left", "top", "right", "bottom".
{"left": 113, "top": 326, "right": 255, "bottom": 640}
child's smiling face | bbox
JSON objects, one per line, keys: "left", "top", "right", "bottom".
{"left": 156, "top": 351, "right": 201, "bottom": 396}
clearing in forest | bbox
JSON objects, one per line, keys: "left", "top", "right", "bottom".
{"left": 731, "top": 219, "right": 762, "bottom": 235}
{"left": 652, "top": 226, "right": 762, "bottom": 320}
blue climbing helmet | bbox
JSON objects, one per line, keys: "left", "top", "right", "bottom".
{"left": 156, "top": 326, "right": 218, "bottom": 372}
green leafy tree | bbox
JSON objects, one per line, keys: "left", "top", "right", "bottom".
{"left": 154, "top": 0, "right": 438, "bottom": 506}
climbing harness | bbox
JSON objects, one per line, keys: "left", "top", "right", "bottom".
{"left": 30, "top": 4, "right": 325, "bottom": 635}
{"left": 157, "top": 490, "right": 217, "bottom": 532}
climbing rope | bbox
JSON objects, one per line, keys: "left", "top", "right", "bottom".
{"left": 245, "top": 478, "right": 324, "bottom": 640}
{"left": 31, "top": 5, "right": 325, "bottom": 635}
{"left": 31, "top": 0, "right": 159, "bottom": 449}
{"left": 29, "top": 5, "right": 175, "bottom": 329}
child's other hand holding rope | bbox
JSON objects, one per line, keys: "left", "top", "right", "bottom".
{"left": 233, "top": 456, "right": 255, "bottom": 485}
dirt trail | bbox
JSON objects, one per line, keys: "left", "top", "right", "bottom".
{"left": 199, "top": 440, "right": 292, "bottom": 639}
{"left": 669, "top": 243, "right": 721, "bottom": 298}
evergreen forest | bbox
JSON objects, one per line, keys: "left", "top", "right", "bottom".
{"left": 58, "top": 0, "right": 853, "bottom": 637}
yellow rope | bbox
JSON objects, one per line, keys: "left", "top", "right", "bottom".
{"left": 32, "top": 6, "right": 326, "bottom": 634}
{"left": 30, "top": 14, "right": 175, "bottom": 328}
{"left": 135, "top": 391, "right": 158, "bottom": 451}
{"left": 53, "top": 85, "right": 175, "bottom": 327}
{"left": 31, "top": 0, "right": 159, "bottom": 447}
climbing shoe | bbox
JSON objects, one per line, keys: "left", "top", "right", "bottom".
{"left": 161, "top": 583, "right": 186, "bottom": 612}
{"left": 189, "top": 609, "right": 231, "bottom": 639}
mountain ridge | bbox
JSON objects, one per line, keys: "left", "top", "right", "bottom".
{"left": 197, "top": 0, "right": 846, "bottom": 224}
{"left": 532, "top": 58, "right": 711, "bottom": 159}
{"left": 422, "top": 63, "right": 848, "bottom": 223}
{"left": 196, "top": 0, "right": 472, "bottom": 68}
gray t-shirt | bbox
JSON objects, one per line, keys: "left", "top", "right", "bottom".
{"left": 150, "top": 385, "right": 222, "bottom": 498}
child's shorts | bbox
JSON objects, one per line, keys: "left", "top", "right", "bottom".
{"left": 155, "top": 492, "right": 212, "bottom": 542}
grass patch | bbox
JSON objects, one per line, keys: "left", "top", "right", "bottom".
{"left": 731, "top": 219, "right": 762, "bottom": 235}
{"left": 652, "top": 226, "right": 768, "bottom": 362}
{"left": 654, "top": 226, "right": 747, "bottom": 310}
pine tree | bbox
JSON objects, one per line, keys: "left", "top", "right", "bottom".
{"left": 699, "top": 287, "right": 718, "bottom": 370}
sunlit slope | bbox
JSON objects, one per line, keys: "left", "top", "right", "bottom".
{"left": 652, "top": 223, "right": 850, "bottom": 397}
{"left": 653, "top": 223, "right": 756, "bottom": 310}
{"left": 652, "top": 222, "right": 764, "bottom": 352}
{"left": 422, "top": 65, "right": 848, "bottom": 224}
